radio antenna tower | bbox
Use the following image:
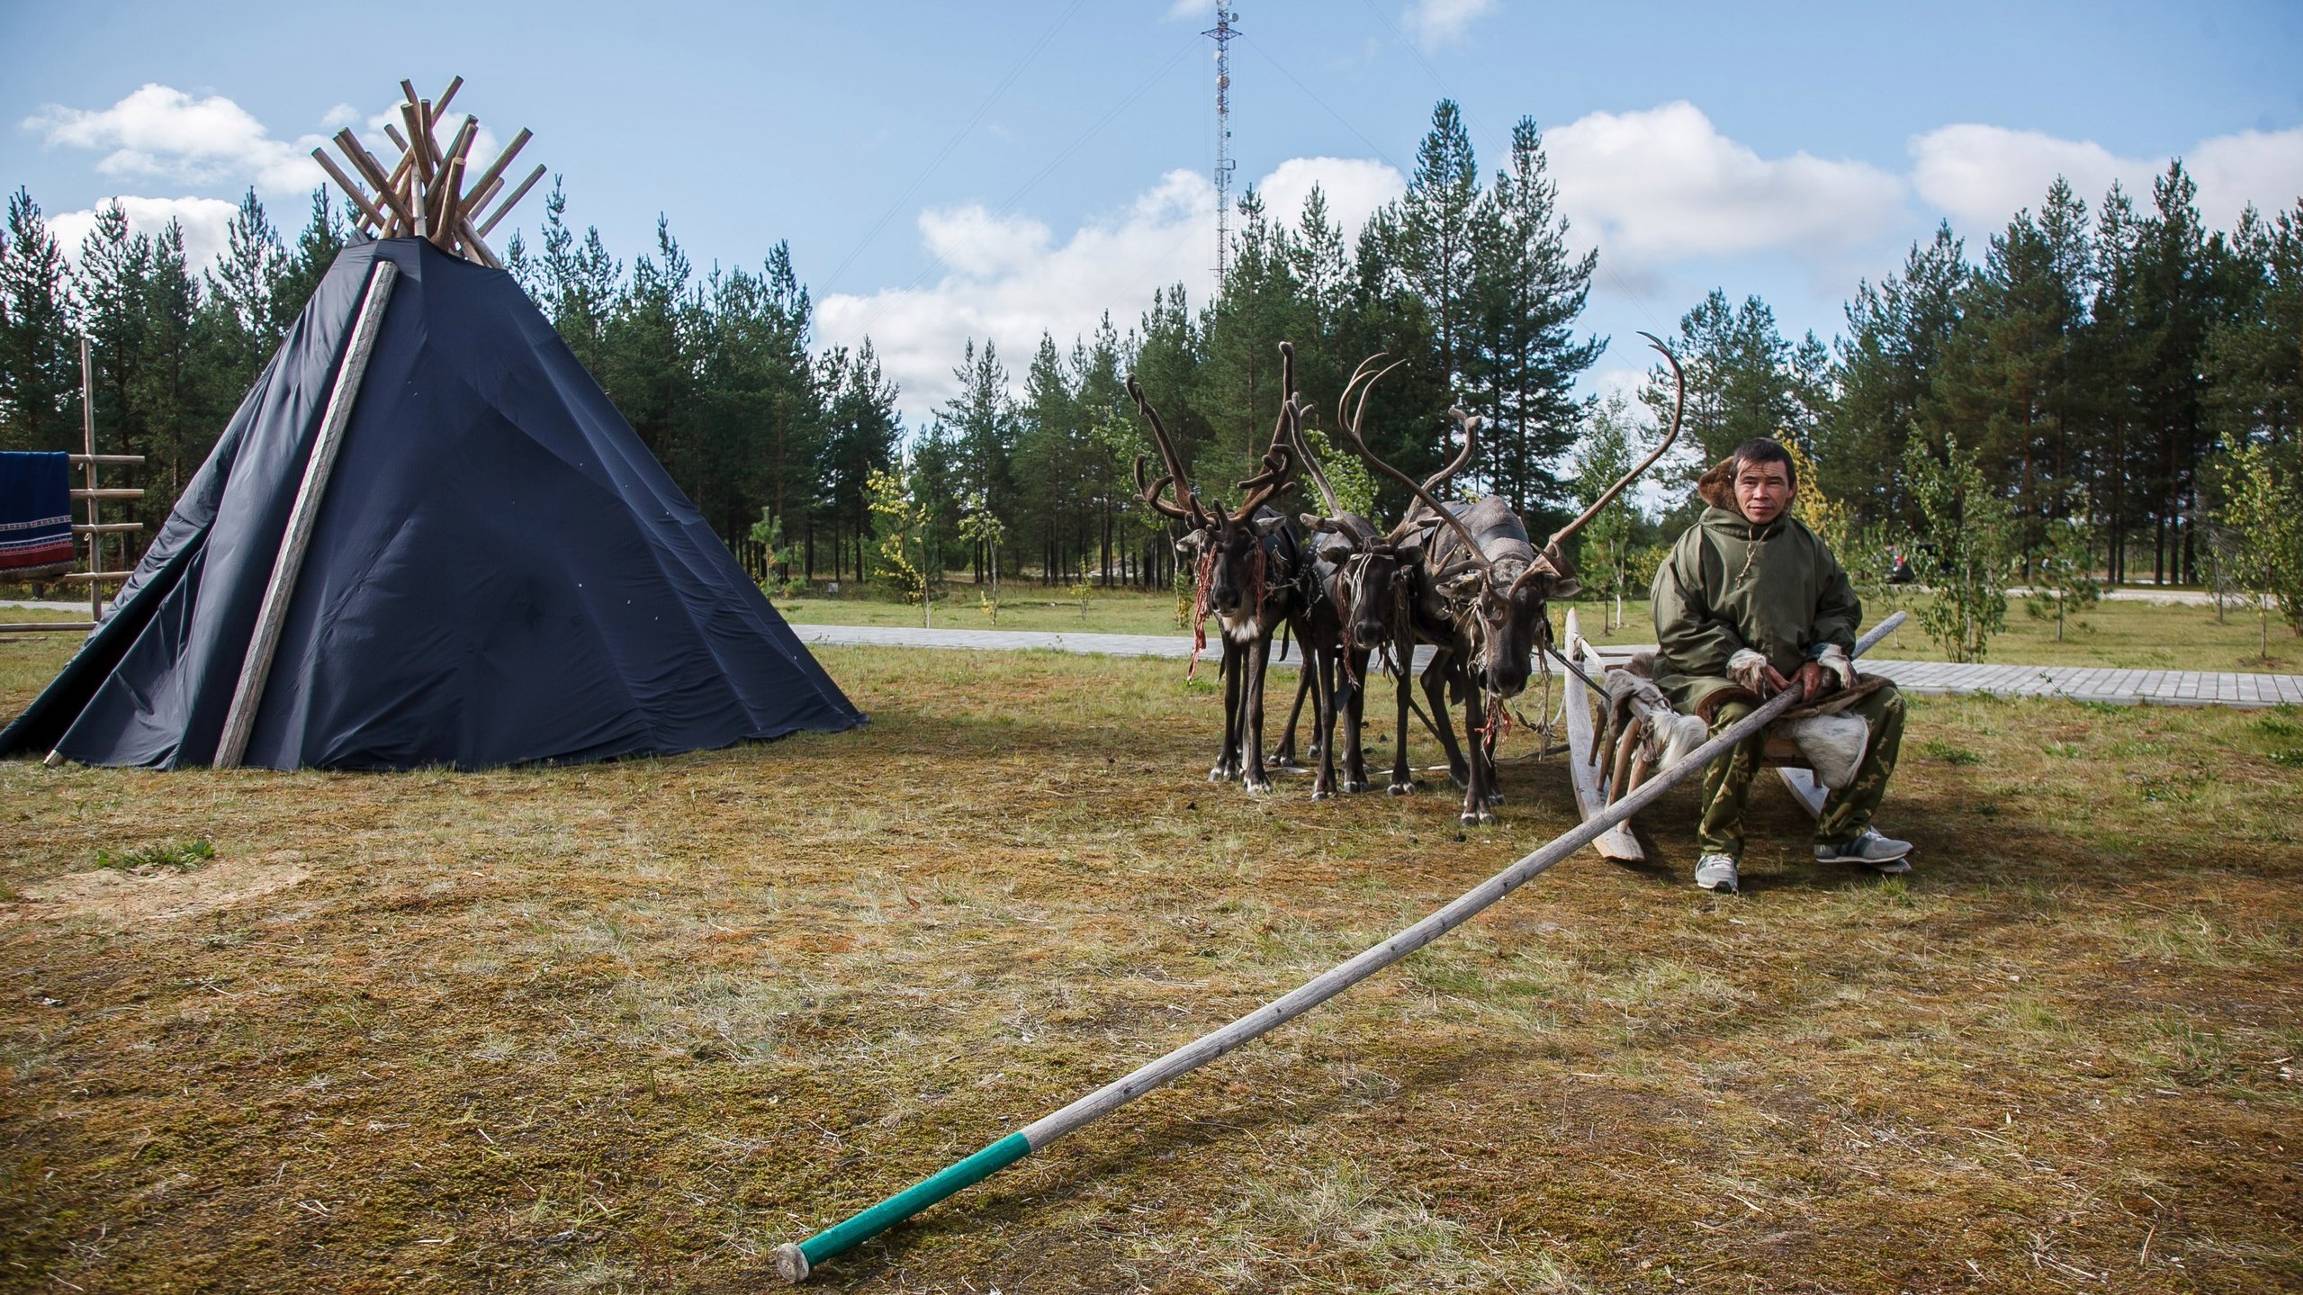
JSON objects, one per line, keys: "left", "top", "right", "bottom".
{"left": 1205, "top": 6, "right": 1239, "bottom": 286}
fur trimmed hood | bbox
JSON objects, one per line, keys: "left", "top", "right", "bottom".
{"left": 1695, "top": 455, "right": 1738, "bottom": 510}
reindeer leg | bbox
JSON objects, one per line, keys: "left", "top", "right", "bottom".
{"left": 1213, "top": 639, "right": 1244, "bottom": 781}
{"left": 1274, "top": 662, "right": 1312, "bottom": 768}
{"left": 1241, "top": 632, "right": 1275, "bottom": 794}
{"left": 1424, "top": 651, "right": 1469, "bottom": 790}
{"left": 1342, "top": 647, "right": 1370, "bottom": 793}
{"left": 1461, "top": 688, "right": 1496, "bottom": 826}
{"left": 1389, "top": 634, "right": 1417, "bottom": 795}
{"left": 1310, "top": 644, "right": 1337, "bottom": 800}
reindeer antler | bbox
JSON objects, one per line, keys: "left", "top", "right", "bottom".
{"left": 1127, "top": 374, "right": 1208, "bottom": 528}
{"left": 1332, "top": 357, "right": 1492, "bottom": 573}
{"left": 1546, "top": 331, "right": 1686, "bottom": 551}
{"left": 1228, "top": 341, "right": 1301, "bottom": 522}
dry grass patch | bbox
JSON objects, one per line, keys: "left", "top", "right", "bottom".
{"left": 1, "top": 639, "right": 2299, "bottom": 1293}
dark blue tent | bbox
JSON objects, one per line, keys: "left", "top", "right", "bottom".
{"left": 0, "top": 238, "right": 862, "bottom": 770}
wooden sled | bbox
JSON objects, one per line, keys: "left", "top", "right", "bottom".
{"left": 1561, "top": 608, "right": 1845, "bottom": 864}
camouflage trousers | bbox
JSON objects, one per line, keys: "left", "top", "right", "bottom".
{"left": 1698, "top": 682, "right": 1905, "bottom": 857}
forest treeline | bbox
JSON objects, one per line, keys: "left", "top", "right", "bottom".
{"left": 2, "top": 100, "right": 2297, "bottom": 592}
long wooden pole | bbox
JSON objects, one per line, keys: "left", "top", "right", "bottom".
{"left": 212, "top": 261, "right": 399, "bottom": 770}
{"left": 772, "top": 612, "right": 1909, "bottom": 1283}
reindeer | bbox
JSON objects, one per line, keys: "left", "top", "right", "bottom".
{"left": 1130, "top": 342, "right": 1313, "bottom": 795}
{"left": 1338, "top": 333, "right": 1687, "bottom": 825}
{"left": 1318, "top": 357, "right": 1484, "bottom": 802}
{"left": 1278, "top": 403, "right": 1377, "bottom": 798}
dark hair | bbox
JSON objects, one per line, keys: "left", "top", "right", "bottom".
{"left": 1730, "top": 438, "right": 1796, "bottom": 490}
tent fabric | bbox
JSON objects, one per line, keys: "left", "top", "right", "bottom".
{"left": 0, "top": 238, "right": 862, "bottom": 770}
{"left": 0, "top": 451, "right": 76, "bottom": 575}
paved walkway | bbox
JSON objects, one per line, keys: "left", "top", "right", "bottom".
{"left": 793, "top": 624, "right": 2303, "bottom": 709}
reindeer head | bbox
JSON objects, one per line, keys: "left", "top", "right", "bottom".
{"left": 1313, "top": 355, "right": 1481, "bottom": 657}
{"left": 1131, "top": 343, "right": 1305, "bottom": 627}
{"left": 1339, "top": 333, "right": 1686, "bottom": 702}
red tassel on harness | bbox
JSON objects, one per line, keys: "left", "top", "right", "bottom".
{"left": 1187, "top": 547, "right": 1216, "bottom": 679}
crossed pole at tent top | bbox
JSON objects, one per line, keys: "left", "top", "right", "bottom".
{"left": 773, "top": 612, "right": 1911, "bottom": 1282}
{"left": 308, "top": 76, "right": 547, "bottom": 270}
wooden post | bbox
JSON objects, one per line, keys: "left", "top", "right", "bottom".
{"left": 78, "top": 336, "right": 101, "bottom": 623}
{"left": 772, "top": 612, "right": 1909, "bottom": 1283}
{"left": 212, "top": 261, "right": 400, "bottom": 770}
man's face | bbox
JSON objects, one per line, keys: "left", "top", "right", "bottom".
{"left": 1734, "top": 458, "right": 1794, "bottom": 525}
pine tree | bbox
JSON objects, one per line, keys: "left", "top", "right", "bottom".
{"left": 2205, "top": 199, "right": 2303, "bottom": 464}
{"left": 1391, "top": 101, "right": 1483, "bottom": 402}
{"left": 75, "top": 202, "right": 153, "bottom": 469}
{"left": 1470, "top": 116, "right": 1603, "bottom": 524}
{"left": 271, "top": 187, "right": 349, "bottom": 328}
{"left": 136, "top": 220, "right": 204, "bottom": 509}
{"left": 0, "top": 187, "right": 80, "bottom": 452}
{"left": 204, "top": 187, "right": 285, "bottom": 369}
{"left": 1823, "top": 223, "right": 1969, "bottom": 524}
{"left": 1643, "top": 289, "right": 1795, "bottom": 497}
{"left": 1924, "top": 178, "right": 2092, "bottom": 564}
{"left": 940, "top": 339, "right": 1017, "bottom": 580}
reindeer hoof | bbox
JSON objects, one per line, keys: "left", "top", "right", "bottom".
{"left": 1272, "top": 751, "right": 1299, "bottom": 768}
{"left": 1310, "top": 786, "right": 1333, "bottom": 802}
{"left": 1487, "top": 790, "right": 1505, "bottom": 806}
{"left": 1340, "top": 778, "right": 1368, "bottom": 794}
{"left": 1388, "top": 781, "right": 1415, "bottom": 797}
{"left": 1243, "top": 776, "right": 1274, "bottom": 795}
{"left": 1460, "top": 808, "right": 1497, "bottom": 827}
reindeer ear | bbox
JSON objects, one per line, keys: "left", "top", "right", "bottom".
{"left": 1174, "top": 530, "right": 1206, "bottom": 557}
{"left": 1317, "top": 536, "right": 1355, "bottom": 563}
{"left": 1254, "top": 514, "right": 1288, "bottom": 536}
{"left": 1299, "top": 513, "right": 1324, "bottom": 530}
{"left": 1549, "top": 574, "right": 1582, "bottom": 599}
{"left": 1396, "top": 539, "right": 1425, "bottom": 566}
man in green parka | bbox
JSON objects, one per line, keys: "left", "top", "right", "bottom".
{"left": 1650, "top": 437, "right": 1910, "bottom": 894}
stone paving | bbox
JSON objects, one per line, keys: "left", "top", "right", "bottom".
{"left": 791, "top": 624, "right": 2303, "bottom": 709}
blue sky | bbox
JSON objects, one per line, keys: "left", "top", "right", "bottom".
{"left": 4, "top": 0, "right": 2300, "bottom": 427}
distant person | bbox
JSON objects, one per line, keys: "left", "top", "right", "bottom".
{"left": 1648, "top": 438, "right": 1910, "bottom": 894}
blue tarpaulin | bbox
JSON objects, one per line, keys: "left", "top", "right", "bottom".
{"left": 0, "top": 239, "right": 863, "bottom": 769}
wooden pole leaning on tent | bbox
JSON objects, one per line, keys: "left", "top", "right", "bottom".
{"left": 211, "top": 261, "right": 400, "bottom": 770}
{"left": 771, "top": 611, "right": 1910, "bottom": 1283}
{"left": 307, "top": 77, "right": 544, "bottom": 266}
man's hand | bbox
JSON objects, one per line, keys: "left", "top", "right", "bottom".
{"left": 1793, "top": 660, "right": 1832, "bottom": 701}
{"left": 1728, "top": 649, "right": 1780, "bottom": 697}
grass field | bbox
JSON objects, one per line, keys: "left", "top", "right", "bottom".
{"left": 768, "top": 585, "right": 2302, "bottom": 673}
{"left": 2, "top": 623, "right": 2299, "bottom": 1293}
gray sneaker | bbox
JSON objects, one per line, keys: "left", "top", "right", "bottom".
{"left": 1815, "top": 827, "right": 1913, "bottom": 872}
{"left": 1694, "top": 852, "right": 1740, "bottom": 893}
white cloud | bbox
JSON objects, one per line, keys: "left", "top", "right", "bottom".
{"left": 50, "top": 195, "right": 242, "bottom": 273}
{"left": 1164, "top": 0, "right": 1210, "bottom": 20}
{"left": 1546, "top": 101, "right": 1906, "bottom": 265}
{"left": 1911, "top": 122, "right": 2303, "bottom": 232}
{"left": 1405, "top": 0, "right": 1497, "bottom": 49}
{"left": 24, "top": 84, "right": 325, "bottom": 195}
{"left": 818, "top": 157, "right": 1406, "bottom": 428}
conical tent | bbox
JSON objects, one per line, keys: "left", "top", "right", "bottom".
{"left": 0, "top": 237, "right": 863, "bottom": 770}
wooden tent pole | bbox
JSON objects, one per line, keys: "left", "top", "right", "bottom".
{"left": 770, "top": 614, "right": 1907, "bottom": 1283}
{"left": 212, "top": 261, "right": 400, "bottom": 770}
